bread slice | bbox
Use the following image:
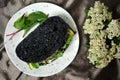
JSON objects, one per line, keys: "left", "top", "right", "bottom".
{"left": 16, "top": 16, "right": 69, "bottom": 63}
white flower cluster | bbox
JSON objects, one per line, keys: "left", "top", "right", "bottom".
{"left": 84, "top": 1, "right": 112, "bottom": 34}
{"left": 83, "top": 1, "right": 120, "bottom": 68}
{"left": 107, "top": 20, "right": 120, "bottom": 39}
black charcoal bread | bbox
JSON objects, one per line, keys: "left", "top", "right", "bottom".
{"left": 16, "top": 16, "right": 69, "bottom": 63}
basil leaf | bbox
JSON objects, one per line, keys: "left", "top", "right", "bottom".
{"left": 23, "top": 19, "right": 46, "bottom": 36}
{"left": 11, "top": 11, "right": 49, "bottom": 39}
{"left": 13, "top": 11, "right": 48, "bottom": 35}
{"left": 23, "top": 27, "right": 31, "bottom": 37}
{"left": 28, "top": 11, "right": 48, "bottom": 22}
{"left": 37, "top": 18, "right": 47, "bottom": 22}
{"left": 22, "top": 21, "right": 38, "bottom": 36}
{"left": 14, "top": 14, "right": 27, "bottom": 29}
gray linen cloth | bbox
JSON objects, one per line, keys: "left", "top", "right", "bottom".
{"left": 0, "top": 0, "right": 120, "bottom": 80}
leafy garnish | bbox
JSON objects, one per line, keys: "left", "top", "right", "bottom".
{"left": 51, "top": 51, "right": 63, "bottom": 59}
{"left": 28, "top": 51, "right": 63, "bottom": 69}
{"left": 23, "top": 27, "right": 31, "bottom": 37}
{"left": 14, "top": 14, "right": 27, "bottom": 29}
{"left": 28, "top": 63, "right": 40, "bottom": 70}
{"left": 28, "top": 11, "right": 48, "bottom": 22}
{"left": 7, "top": 11, "right": 48, "bottom": 40}
{"left": 66, "top": 35, "right": 73, "bottom": 44}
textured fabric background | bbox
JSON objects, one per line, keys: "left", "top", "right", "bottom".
{"left": 0, "top": 0, "right": 120, "bottom": 80}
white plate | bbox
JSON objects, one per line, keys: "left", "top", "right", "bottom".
{"left": 4, "top": 2, "right": 79, "bottom": 77}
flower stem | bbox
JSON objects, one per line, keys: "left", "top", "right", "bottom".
{"left": 6, "top": 29, "right": 22, "bottom": 40}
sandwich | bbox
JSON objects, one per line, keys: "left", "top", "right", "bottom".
{"left": 16, "top": 16, "right": 74, "bottom": 69}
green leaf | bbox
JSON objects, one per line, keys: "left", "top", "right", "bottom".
{"left": 22, "top": 12, "right": 48, "bottom": 36}
{"left": 86, "top": 44, "right": 90, "bottom": 48}
{"left": 113, "top": 37, "right": 120, "bottom": 45}
{"left": 22, "top": 21, "right": 37, "bottom": 36}
{"left": 37, "top": 18, "right": 47, "bottom": 22}
{"left": 23, "top": 27, "right": 31, "bottom": 37}
{"left": 66, "top": 35, "right": 72, "bottom": 44}
{"left": 48, "top": 51, "right": 63, "bottom": 60}
{"left": 39, "top": 62, "right": 47, "bottom": 66}
{"left": 28, "top": 63, "right": 40, "bottom": 69}
{"left": 28, "top": 11, "right": 48, "bottom": 22}
{"left": 23, "top": 20, "right": 45, "bottom": 37}
{"left": 85, "top": 8, "right": 89, "bottom": 14}
{"left": 62, "top": 44, "right": 67, "bottom": 49}
{"left": 95, "top": 61, "right": 101, "bottom": 66}
{"left": 22, "top": 20, "right": 35, "bottom": 29}
{"left": 14, "top": 14, "right": 26, "bottom": 29}
{"left": 87, "top": 16, "right": 92, "bottom": 19}
{"left": 13, "top": 11, "right": 48, "bottom": 37}
{"left": 103, "top": 19, "right": 111, "bottom": 29}
{"left": 55, "top": 51, "right": 63, "bottom": 57}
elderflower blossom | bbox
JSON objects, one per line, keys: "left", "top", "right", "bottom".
{"left": 83, "top": 1, "right": 112, "bottom": 34}
{"left": 83, "top": 1, "right": 120, "bottom": 68}
{"left": 107, "top": 20, "right": 120, "bottom": 39}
